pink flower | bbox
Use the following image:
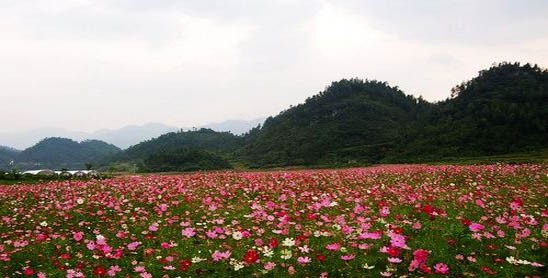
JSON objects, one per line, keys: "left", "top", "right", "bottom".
{"left": 380, "top": 206, "right": 390, "bottom": 217}
{"left": 160, "top": 242, "right": 171, "bottom": 249}
{"left": 358, "top": 232, "right": 382, "bottom": 240}
{"left": 388, "top": 257, "right": 402, "bottom": 263}
{"left": 182, "top": 227, "right": 196, "bottom": 238}
{"left": 340, "top": 254, "right": 355, "bottom": 261}
{"left": 86, "top": 242, "right": 96, "bottom": 250}
{"left": 212, "top": 250, "right": 231, "bottom": 261}
{"left": 264, "top": 262, "right": 276, "bottom": 271}
{"left": 326, "top": 243, "right": 341, "bottom": 251}
{"left": 297, "top": 256, "right": 311, "bottom": 265}
{"left": 107, "top": 265, "right": 121, "bottom": 277}
{"left": 413, "top": 249, "right": 430, "bottom": 265}
{"left": 468, "top": 223, "right": 484, "bottom": 232}
{"left": 434, "top": 263, "right": 449, "bottom": 274}
{"left": 389, "top": 233, "right": 407, "bottom": 248}
{"left": 127, "top": 241, "right": 141, "bottom": 251}
{"left": 73, "top": 232, "right": 83, "bottom": 242}
{"left": 412, "top": 222, "right": 422, "bottom": 230}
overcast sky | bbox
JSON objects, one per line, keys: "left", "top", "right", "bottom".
{"left": 1, "top": 0, "right": 547, "bottom": 132}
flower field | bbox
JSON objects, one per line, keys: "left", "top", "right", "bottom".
{"left": 0, "top": 164, "right": 546, "bottom": 277}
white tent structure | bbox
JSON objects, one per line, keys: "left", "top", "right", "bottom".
{"left": 24, "top": 169, "right": 99, "bottom": 177}
{"left": 22, "top": 169, "right": 55, "bottom": 176}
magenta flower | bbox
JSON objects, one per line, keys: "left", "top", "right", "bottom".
{"left": 73, "top": 232, "right": 83, "bottom": 242}
{"left": 326, "top": 243, "right": 341, "bottom": 251}
{"left": 340, "top": 254, "right": 355, "bottom": 261}
{"left": 434, "top": 263, "right": 449, "bottom": 274}
{"left": 469, "top": 223, "right": 485, "bottom": 232}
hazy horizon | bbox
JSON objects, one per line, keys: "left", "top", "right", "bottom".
{"left": 1, "top": 0, "right": 547, "bottom": 133}
{"left": 0, "top": 117, "right": 266, "bottom": 149}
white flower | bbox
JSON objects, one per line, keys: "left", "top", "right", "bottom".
{"left": 192, "top": 257, "right": 206, "bottom": 263}
{"left": 39, "top": 221, "right": 48, "bottom": 227}
{"left": 363, "top": 263, "right": 375, "bottom": 269}
{"left": 76, "top": 198, "right": 84, "bottom": 205}
{"left": 506, "top": 256, "right": 531, "bottom": 265}
{"left": 282, "top": 238, "right": 295, "bottom": 247}
{"left": 229, "top": 259, "right": 245, "bottom": 271}
{"left": 298, "top": 245, "right": 310, "bottom": 253}
{"left": 260, "top": 246, "right": 274, "bottom": 257}
{"left": 232, "top": 231, "right": 243, "bottom": 240}
{"left": 280, "top": 249, "right": 292, "bottom": 260}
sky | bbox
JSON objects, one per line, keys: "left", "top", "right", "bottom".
{"left": 1, "top": 0, "right": 547, "bottom": 133}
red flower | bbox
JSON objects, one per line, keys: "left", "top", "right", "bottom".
{"left": 486, "top": 244, "right": 497, "bottom": 251}
{"left": 144, "top": 234, "right": 154, "bottom": 240}
{"left": 144, "top": 248, "right": 155, "bottom": 256}
{"left": 23, "top": 268, "right": 34, "bottom": 276}
{"left": 93, "top": 266, "right": 107, "bottom": 276}
{"left": 180, "top": 259, "right": 192, "bottom": 271}
{"left": 60, "top": 253, "right": 71, "bottom": 260}
{"left": 422, "top": 205, "right": 434, "bottom": 215}
{"left": 480, "top": 266, "right": 496, "bottom": 275}
{"left": 392, "top": 227, "right": 403, "bottom": 234}
{"left": 243, "top": 249, "right": 260, "bottom": 264}
{"left": 268, "top": 238, "right": 279, "bottom": 249}
{"left": 387, "top": 247, "right": 400, "bottom": 257}
{"left": 420, "top": 265, "right": 432, "bottom": 274}
{"left": 316, "top": 254, "right": 326, "bottom": 262}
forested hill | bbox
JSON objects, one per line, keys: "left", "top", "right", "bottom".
{"left": 0, "top": 146, "right": 20, "bottom": 166}
{"left": 238, "top": 79, "right": 428, "bottom": 167}
{"left": 16, "top": 138, "right": 121, "bottom": 169}
{"left": 116, "top": 128, "right": 243, "bottom": 161}
{"left": 403, "top": 62, "right": 548, "bottom": 160}
{"left": 238, "top": 62, "right": 547, "bottom": 167}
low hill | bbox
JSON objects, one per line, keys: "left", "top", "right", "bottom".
{"left": 17, "top": 137, "right": 121, "bottom": 169}
{"left": 238, "top": 62, "right": 547, "bottom": 167}
{"left": 239, "top": 79, "right": 427, "bottom": 167}
{"left": 0, "top": 146, "right": 20, "bottom": 168}
{"left": 117, "top": 128, "right": 244, "bottom": 162}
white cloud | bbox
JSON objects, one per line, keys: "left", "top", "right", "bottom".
{"left": 0, "top": 0, "right": 546, "bottom": 133}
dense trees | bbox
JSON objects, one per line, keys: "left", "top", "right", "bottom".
{"left": 16, "top": 138, "right": 120, "bottom": 169}
{"left": 141, "top": 149, "right": 232, "bottom": 172}
{"left": 239, "top": 62, "right": 547, "bottom": 167}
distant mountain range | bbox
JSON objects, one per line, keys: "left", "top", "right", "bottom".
{"left": 1, "top": 62, "right": 545, "bottom": 171}
{"left": 0, "top": 118, "right": 265, "bottom": 149}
